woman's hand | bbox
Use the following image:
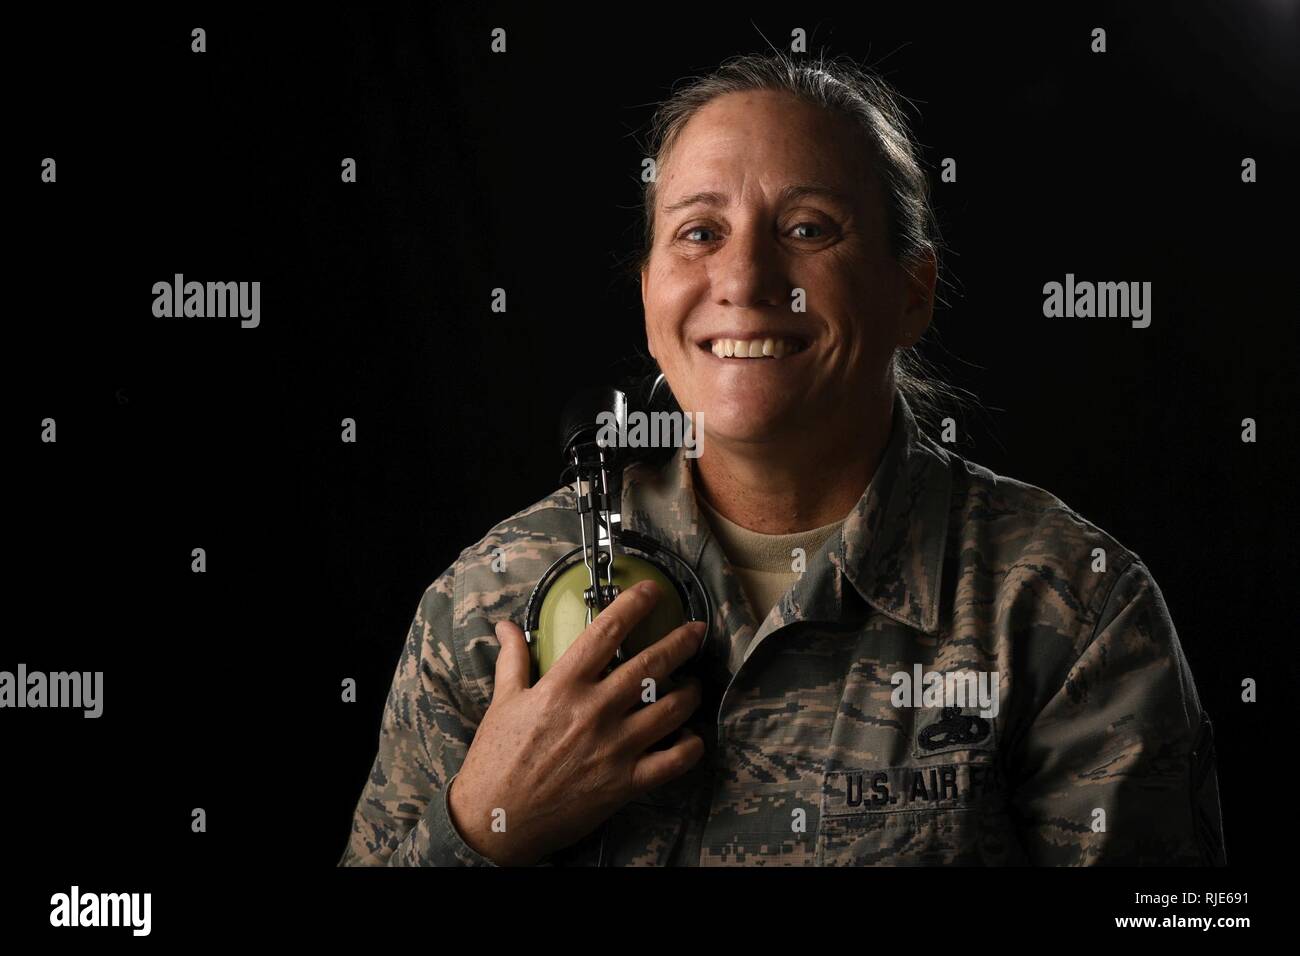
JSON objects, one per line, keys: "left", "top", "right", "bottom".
{"left": 447, "top": 580, "right": 707, "bottom": 866}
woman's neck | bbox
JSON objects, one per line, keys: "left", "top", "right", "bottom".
{"left": 691, "top": 400, "right": 893, "bottom": 534}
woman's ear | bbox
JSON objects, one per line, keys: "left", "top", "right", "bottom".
{"left": 897, "top": 249, "right": 937, "bottom": 347}
{"left": 641, "top": 265, "right": 657, "bottom": 360}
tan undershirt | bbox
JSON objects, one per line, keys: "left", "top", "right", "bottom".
{"left": 697, "top": 495, "right": 846, "bottom": 623}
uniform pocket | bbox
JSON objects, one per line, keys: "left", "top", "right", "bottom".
{"left": 817, "top": 807, "right": 980, "bottom": 866}
{"left": 817, "top": 764, "right": 998, "bottom": 866}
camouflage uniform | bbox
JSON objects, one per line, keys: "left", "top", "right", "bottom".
{"left": 339, "top": 392, "right": 1226, "bottom": 866}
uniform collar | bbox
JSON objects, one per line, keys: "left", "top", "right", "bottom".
{"left": 620, "top": 391, "right": 952, "bottom": 637}
{"left": 833, "top": 392, "right": 952, "bottom": 635}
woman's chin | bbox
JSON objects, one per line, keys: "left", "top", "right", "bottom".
{"left": 695, "top": 402, "right": 806, "bottom": 447}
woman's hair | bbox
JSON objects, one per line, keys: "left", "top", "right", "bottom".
{"left": 629, "top": 50, "right": 966, "bottom": 441}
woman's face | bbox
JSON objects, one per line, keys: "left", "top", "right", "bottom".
{"left": 642, "top": 89, "right": 933, "bottom": 450}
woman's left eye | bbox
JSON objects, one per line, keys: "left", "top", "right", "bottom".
{"left": 790, "top": 222, "right": 826, "bottom": 239}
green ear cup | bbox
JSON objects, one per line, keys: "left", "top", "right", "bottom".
{"left": 531, "top": 554, "right": 687, "bottom": 678}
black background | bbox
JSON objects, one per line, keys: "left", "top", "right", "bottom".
{"left": 11, "top": 1, "right": 1297, "bottom": 936}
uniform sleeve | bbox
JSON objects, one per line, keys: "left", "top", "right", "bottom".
{"left": 337, "top": 567, "right": 499, "bottom": 867}
{"left": 1009, "top": 559, "right": 1227, "bottom": 865}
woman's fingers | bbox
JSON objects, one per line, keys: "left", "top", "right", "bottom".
{"left": 546, "top": 580, "right": 662, "bottom": 683}
{"left": 599, "top": 619, "right": 706, "bottom": 708}
{"left": 619, "top": 677, "right": 703, "bottom": 754}
{"left": 492, "top": 620, "right": 532, "bottom": 699}
{"left": 629, "top": 727, "right": 706, "bottom": 794}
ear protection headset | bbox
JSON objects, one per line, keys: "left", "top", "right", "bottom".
{"left": 522, "top": 380, "right": 713, "bottom": 682}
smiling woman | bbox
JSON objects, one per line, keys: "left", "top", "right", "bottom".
{"left": 636, "top": 54, "right": 952, "bottom": 435}
{"left": 639, "top": 79, "right": 930, "bottom": 533}
{"left": 339, "top": 51, "right": 1227, "bottom": 868}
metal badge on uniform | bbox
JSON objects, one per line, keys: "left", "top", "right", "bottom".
{"left": 912, "top": 706, "right": 997, "bottom": 758}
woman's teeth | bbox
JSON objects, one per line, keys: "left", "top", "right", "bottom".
{"left": 709, "top": 338, "right": 805, "bottom": 359}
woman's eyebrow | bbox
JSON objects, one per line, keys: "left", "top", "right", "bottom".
{"left": 662, "top": 183, "right": 854, "bottom": 213}
{"left": 778, "top": 183, "right": 855, "bottom": 207}
{"left": 663, "top": 190, "right": 727, "bottom": 213}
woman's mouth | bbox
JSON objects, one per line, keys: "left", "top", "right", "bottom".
{"left": 702, "top": 337, "right": 809, "bottom": 359}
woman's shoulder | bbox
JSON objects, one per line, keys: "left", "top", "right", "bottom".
{"left": 447, "top": 479, "right": 584, "bottom": 595}
{"left": 941, "top": 450, "right": 1150, "bottom": 626}
{"left": 402, "top": 481, "right": 588, "bottom": 707}
{"left": 948, "top": 451, "right": 1137, "bottom": 552}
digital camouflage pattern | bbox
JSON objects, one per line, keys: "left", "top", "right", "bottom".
{"left": 339, "top": 393, "right": 1226, "bottom": 866}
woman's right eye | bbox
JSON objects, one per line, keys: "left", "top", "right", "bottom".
{"left": 680, "top": 226, "right": 720, "bottom": 243}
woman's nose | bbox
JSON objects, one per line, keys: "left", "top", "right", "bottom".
{"left": 709, "top": 226, "right": 789, "bottom": 311}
